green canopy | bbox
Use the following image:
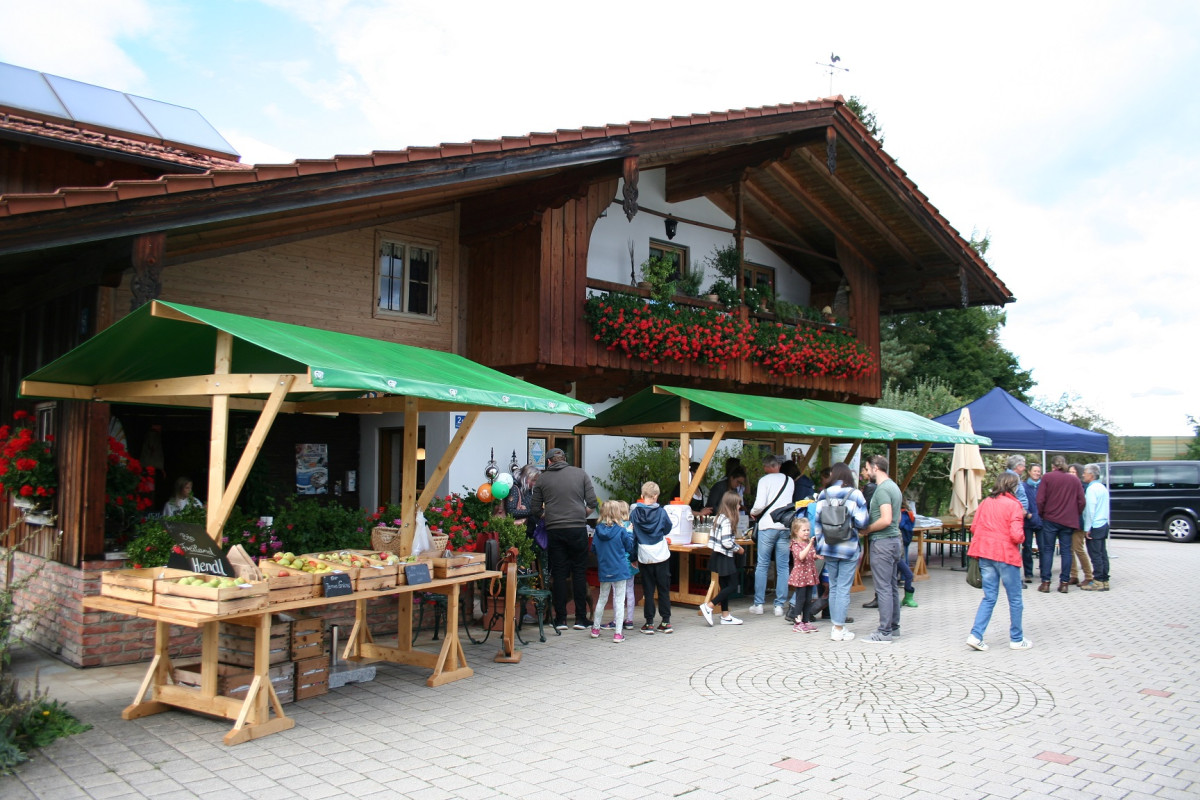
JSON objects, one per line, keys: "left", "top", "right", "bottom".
{"left": 22, "top": 301, "right": 594, "bottom": 417}
{"left": 576, "top": 386, "right": 989, "bottom": 445}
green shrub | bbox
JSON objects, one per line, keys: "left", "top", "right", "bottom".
{"left": 490, "top": 515, "right": 535, "bottom": 567}
{"left": 14, "top": 698, "right": 90, "bottom": 750}
{"left": 595, "top": 440, "right": 685, "bottom": 502}
{"left": 273, "top": 498, "right": 369, "bottom": 554}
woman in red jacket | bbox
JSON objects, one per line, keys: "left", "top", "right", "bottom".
{"left": 966, "top": 472, "right": 1033, "bottom": 651}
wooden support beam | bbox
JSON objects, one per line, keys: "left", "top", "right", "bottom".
{"left": 678, "top": 399, "right": 691, "bottom": 501}
{"left": 842, "top": 440, "right": 862, "bottom": 464}
{"left": 766, "top": 163, "right": 872, "bottom": 268}
{"left": 888, "top": 442, "right": 899, "bottom": 477}
{"left": 209, "top": 376, "right": 295, "bottom": 540}
{"left": 900, "top": 444, "right": 931, "bottom": 493}
{"left": 417, "top": 412, "right": 478, "bottom": 512}
{"left": 795, "top": 440, "right": 820, "bottom": 474}
{"left": 401, "top": 397, "right": 419, "bottom": 539}
{"left": 572, "top": 421, "right": 744, "bottom": 437}
{"left": 207, "top": 331, "right": 232, "bottom": 543}
{"left": 689, "top": 426, "right": 728, "bottom": 506}
{"left": 92, "top": 373, "right": 320, "bottom": 400}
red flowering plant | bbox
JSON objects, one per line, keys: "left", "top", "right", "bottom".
{"left": 0, "top": 410, "right": 57, "bottom": 510}
{"left": 584, "top": 291, "right": 875, "bottom": 379}
{"left": 104, "top": 436, "right": 157, "bottom": 545}
{"left": 420, "top": 489, "right": 498, "bottom": 551}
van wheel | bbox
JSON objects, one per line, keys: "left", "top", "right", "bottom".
{"left": 1165, "top": 514, "right": 1198, "bottom": 543}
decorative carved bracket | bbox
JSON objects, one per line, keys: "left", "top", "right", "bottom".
{"left": 826, "top": 127, "right": 838, "bottom": 174}
{"left": 130, "top": 233, "right": 166, "bottom": 311}
{"left": 622, "top": 156, "right": 640, "bottom": 221}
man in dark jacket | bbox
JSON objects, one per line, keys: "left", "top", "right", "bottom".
{"left": 1022, "top": 464, "right": 1043, "bottom": 582}
{"left": 1035, "top": 456, "right": 1085, "bottom": 593}
{"left": 530, "top": 448, "right": 598, "bottom": 630}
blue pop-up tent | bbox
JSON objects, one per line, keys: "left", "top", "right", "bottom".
{"left": 917, "top": 387, "right": 1108, "bottom": 455}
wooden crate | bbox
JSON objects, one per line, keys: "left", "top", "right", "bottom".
{"left": 217, "top": 619, "right": 292, "bottom": 667}
{"left": 258, "top": 559, "right": 322, "bottom": 603}
{"left": 173, "top": 660, "right": 294, "bottom": 705}
{"left": 343, "top": 550, "right": 399, "bottom": 590}
{"left": 300, "top": 554, "right": 362, "bottom": 589}
{"left": 100, "top": 567, "right": 194, "bottom": 604}
{"left": 290, "top": 616, "right": 326, "bottom": 660}
{"left": 429, "top": 552, "right": 487, "bottom": 579}
{"left": 154, "top": 577, "right": 269, "bottom": 615}
{"left": 294, "top": 655, "right": 330, "bottom": 700}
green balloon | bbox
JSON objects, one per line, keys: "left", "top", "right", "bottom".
{"left": 490, "top": 480, "right": 511, "bottom": 499}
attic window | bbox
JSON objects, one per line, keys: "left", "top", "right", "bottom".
{"left": 377, "top": 237, "right": 437, "bottom": 318}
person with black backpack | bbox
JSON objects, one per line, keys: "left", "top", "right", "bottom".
{"left": 812, "top": 463, "right": 871, "bottom": 642}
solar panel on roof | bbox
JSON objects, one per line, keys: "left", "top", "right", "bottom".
{"left": 128, "top": 95, "right": 238, "bottom": 156}
{"left": 0, "top": 62, "right": 69, "bottom": 119}
{"left": 43, "top": 74, "right": 159, "bottom": 138}
{"left": 0, "top": 61, "right": 239, "bottom": 158}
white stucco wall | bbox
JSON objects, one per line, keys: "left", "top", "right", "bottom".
{"left": 587, "top": 169, "right": 811, "bottom": 307}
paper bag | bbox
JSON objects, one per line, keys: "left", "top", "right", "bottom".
{"left": 227, "top": 544, "right": 263, "bottom": 582}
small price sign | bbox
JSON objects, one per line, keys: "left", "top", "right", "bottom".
{"left": 321, "top": 572, "right": 353, "bottom": 597}
{"left": 403, "top": 562, "right": 431, "bottom": 586}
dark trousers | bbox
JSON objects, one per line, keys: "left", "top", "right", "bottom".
{"left": 1038, "top": 521, "right": 1074, "bottom": 583}
{"left": 1022, "top": 527, "right": 1038, "bottom": 577}
{"left": 1086, "top": 537, "right": 1110, "bottom": 581}
{"left": 897, "top": 557, "right": 914, "bottom": 593}
{"left": 547, "top": 527, "right": 590, "bottom": 625}
{"left": 640, "top": 560, "right": 672, "bottom": 623}
{"left": 711, "top": 572, "right": 736, "bottom": 612}
{"left": 789, "top": 585, "right": 816, "bottom": 622}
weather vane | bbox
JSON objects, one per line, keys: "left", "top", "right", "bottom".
{"left": 816, "top": 53, "right": 849, "bottom": 95}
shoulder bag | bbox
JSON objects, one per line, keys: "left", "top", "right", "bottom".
{"left": 750, "top": 480, "right": 789, "bottom": 542}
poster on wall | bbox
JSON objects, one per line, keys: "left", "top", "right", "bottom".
{"left": 296, "top": 443, "right": 329, "bottom": 494}
{"left": 528, "top": 438, "right": 546, "bottom": 470}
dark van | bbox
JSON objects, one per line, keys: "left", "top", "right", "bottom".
{"left": 1102, "top": 461, "right": 1200, "bottom": 543}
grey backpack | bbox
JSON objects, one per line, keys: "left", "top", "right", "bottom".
{"left": 819, "top": 496, "right": 854, "bottom": 544}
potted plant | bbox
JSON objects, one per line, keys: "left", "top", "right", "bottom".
{"left": 676, "top": 268, "right": 704, "bottom": 298}
{"left": 0, "top": 410, "right": 56, "bottom": 513}
{"left": 774, "top": 298, "right": 800, "bottom": 323}
{"left": 704, "top": 242, "right": 741, "bottom": 285}
{"left": 639, "top": 255, "right": 677, "bottom": 302}
{"left": 707, "top": 279, "right": 739, "bottom": 308}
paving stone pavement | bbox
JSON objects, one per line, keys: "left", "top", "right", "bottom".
{"left": 5, "top": 535, "right": 1199, "bottom": 799}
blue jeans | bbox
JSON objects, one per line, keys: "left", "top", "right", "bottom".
{"left": 824, "top": 556, "right": 857, "bottom": 626}
{"left": 970, "top": 558, "right": 1024, "bottom": 642}
{"left": 1038, "top": 521, "right": 1073, "bottom": 583}
{"left": 753, "top": 526, "right": 790, "bottom": 607}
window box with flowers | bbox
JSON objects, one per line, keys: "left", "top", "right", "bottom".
{"left": 583, "top": 291, "right": 875, "bottom": 379}
{"left": 0, "top": 410, "right": 57, "bottom": 523}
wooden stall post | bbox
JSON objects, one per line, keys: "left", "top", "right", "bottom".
{"left": 206, "top": 330, "right": 232, "bottom": 543}
{"left": 494, "top": 556, "right": 521, "bottom": 663}
{"left": 678, "top": 399, "right": 691, "bottom": 503}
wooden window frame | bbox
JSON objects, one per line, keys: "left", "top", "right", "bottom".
{"left": 374, "top": 231, "right": 439, "bottom": 321}
{"left": 743, "top": 262, "right": 776, "bottom": 294}
{"left": 648, "top": 239, "right": 690, "bottom": 283}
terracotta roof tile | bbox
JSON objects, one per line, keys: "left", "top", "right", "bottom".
{"left": 61, "top": 187, "right": 120, "bottom": 207}
{"left": 295, "top": 159, "right": 338, "bottom": 175}
{"left": 210, "top": 171, "right": 259, "bottom": 187}
{"left": 112, "top": 181, "right": 168, "bottom": 200}
{"left": 369, "top": 150, "right": 410, "bottom": 166}
{"left": 332, "top": 155, "right": 375, "bottom": 170}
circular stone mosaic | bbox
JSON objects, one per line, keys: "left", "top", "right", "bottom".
{"left": 690, "top": 652, "right": 1054, "bottom": 733}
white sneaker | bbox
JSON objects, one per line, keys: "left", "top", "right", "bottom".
{"left": 966, "top": 635, "right": 989, "bottom": 651}
{"left": 720, "top": 616, "right": 743, "bottom": 625}
{"left": 1010, "top": 639, "right": 1033, "bottom": 650}
{"left": 774, "top": 605, "right": 784, "bottom": 617}
{"left": 700, "top": 603, "right": 714, "bottom": 627}
{"left": 830, "top": 627, "right": 855, "bottom": 641}
{"left": 748, "top": 604, "right": 764, "bottom": 615}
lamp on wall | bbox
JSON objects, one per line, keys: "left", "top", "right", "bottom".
{"left": 416, "top": 447, "right": 426, "bottom": 461}
{"left": 664, "top": 216, "right": 678, "bottom": 240}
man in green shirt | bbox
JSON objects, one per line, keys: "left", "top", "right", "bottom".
{"left": 862, "top": 455, "right": 904, "bottom": 643}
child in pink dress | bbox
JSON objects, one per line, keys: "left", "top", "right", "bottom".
{"left": 788, "top": 517, "right": 819, "bottom": 633}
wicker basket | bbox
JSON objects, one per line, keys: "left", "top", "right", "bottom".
{"left": 430, "top": 533, "right": 449, "bottom": 554}
{"left": 371, "top": 525, "right": 412, "bottom": 557}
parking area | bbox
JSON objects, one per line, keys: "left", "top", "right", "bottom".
{"left": 6, "top": 536, "right": 1200, "bottom": 799}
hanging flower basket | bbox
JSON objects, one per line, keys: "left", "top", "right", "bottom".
{"left": 0, "top": 410, "right": 57, "bottom": 514}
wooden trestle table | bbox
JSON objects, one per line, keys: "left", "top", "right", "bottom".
{"left": 82, "top": 570, "right": 501, "bottom": 746}
{"left": 668, "top": 539, "right": 755, "bottom": 609}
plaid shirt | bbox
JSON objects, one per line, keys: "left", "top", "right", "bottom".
{"left": 813, "top": 481, "right": 870, "bottom": 561}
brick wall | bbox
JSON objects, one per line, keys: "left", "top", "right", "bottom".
{"left": 10, "top": 554, "right": 418, "bottom": 668}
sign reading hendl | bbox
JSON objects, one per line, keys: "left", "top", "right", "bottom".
{"left": 164, "top": 520, "right": 235, "bottom": 577}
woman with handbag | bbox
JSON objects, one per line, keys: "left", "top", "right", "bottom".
{"left": 966, "top": 472, "right": 1033, "bottom": 652}
{"left": 812, "top": 463, "right": 870, "bottom": 642}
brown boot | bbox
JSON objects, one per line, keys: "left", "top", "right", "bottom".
{"left": 1068, "top": 577, "right": 1079, "bottom": 585}
{"left": 1058, "top": 582, "right": 1069, "bottom": 593}
{"left": 1037, "top": 581, "right": 1050, "bottom": 593}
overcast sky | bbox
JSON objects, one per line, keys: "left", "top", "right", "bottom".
{"left": 3, "top": 1, "right": 1196, "bottom": 436}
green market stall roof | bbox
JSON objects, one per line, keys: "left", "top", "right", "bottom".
{"left": 573, "top": 386, "right": 988, "bottom": 445}
{"left": 21, "top": 300, "right": 595, "bottom": 417}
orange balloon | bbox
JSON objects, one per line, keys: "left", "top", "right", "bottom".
{"left": 477, "top": 483, "right": 494, "bottom": 503}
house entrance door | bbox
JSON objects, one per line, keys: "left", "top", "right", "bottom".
{"left": 378, "top": 426, "right": 425, "bottom": 506}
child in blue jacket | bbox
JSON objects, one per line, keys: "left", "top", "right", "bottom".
{"left": 630, "top": 481, "right": 674, "bottom": 634}
{"left": 592, "top": 500, "right": 634, "bottom": 642}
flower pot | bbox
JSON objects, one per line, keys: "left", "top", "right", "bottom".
{"left": 705, "top": 294, "right": 719, "bottom": 302}
{"left": 12, "top": 497, "right": 53, "bottom": 526}
{"left": 637, "top": 281, "right": 652, "bottom": 292}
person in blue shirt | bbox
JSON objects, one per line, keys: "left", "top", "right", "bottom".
{"left": 1080, "top": 464, "right": 1111, "bottom": 591}
{"left": 1022, "top": 463, "right": 1043, "bottom": 582}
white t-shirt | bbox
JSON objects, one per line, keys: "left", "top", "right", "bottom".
{"left": 751, "top": 473, "right": 795, "bottom": 530}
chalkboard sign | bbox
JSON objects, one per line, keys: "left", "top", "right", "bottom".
{"left": 404, "top": 562, "right": 431, "bottom": 586}
{"left": 164, "top": 520, "right": 235, "bottom": 577}
{"left": 321, "top": 571, "right": 353, "bottom": 597}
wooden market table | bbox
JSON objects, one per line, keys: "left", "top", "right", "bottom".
{"left": 668, "top": 539, "right": 754, "bottom": 609}
{"left": 82, "top": 570, "right": 502, "bottom": 746}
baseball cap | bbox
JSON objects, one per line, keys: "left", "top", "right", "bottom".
{"left": 546, "top": 448, "right": 567, "bottom": 463}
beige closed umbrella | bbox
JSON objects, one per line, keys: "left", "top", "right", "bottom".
{"left": 948, "top": 407, "right": 986, "bottom": 522}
